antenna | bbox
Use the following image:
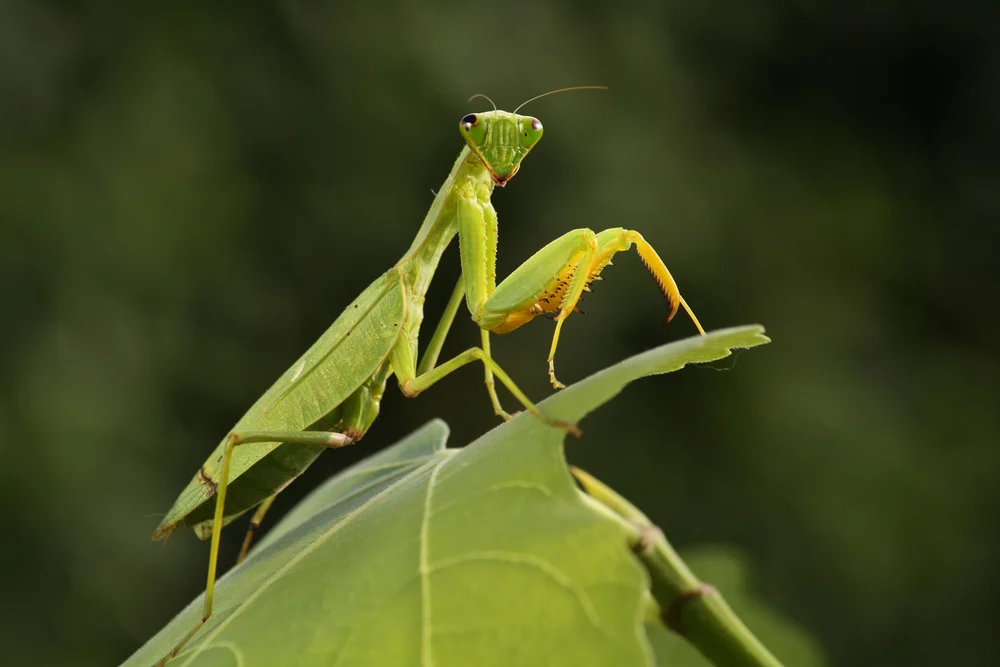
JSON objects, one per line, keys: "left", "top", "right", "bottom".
{"left": 513, "top": 85, "right": 609, "bottom": 114}
{"left": 466, "top": 93, "right": 498, "bottom": 111}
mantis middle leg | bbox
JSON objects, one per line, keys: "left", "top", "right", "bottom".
{"left": 413, "top": 275, "right": 515, "bottom": 420}
{"left": 391, "top": 276, "right": 578, "bottom": 434}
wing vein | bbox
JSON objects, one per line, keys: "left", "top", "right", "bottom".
{"left": 263, "top": 272, "right": 401, "bottom": 417}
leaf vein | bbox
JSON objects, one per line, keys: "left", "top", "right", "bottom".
{"left": 420, "top": 456, "right": 451, "bottom": 667}
{"left": 427, "top": 550, "right": 604, "bottom": 631}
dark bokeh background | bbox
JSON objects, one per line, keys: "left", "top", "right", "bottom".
{"left": 2, "top": 1, "right": 997, "bottom": 665}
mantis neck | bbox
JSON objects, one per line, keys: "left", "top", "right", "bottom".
{"left": 396, "top": 146, "right": 494, "bottom": 303}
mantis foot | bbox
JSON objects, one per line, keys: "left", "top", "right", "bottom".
{"left": 547, "top": 360, "right": 566, "bottom": 390}
{"left": 553, "top": 419, "right": 582, "bottom": 438}
{"left": 511, "top": 407, "right": 581, "bottom": 438}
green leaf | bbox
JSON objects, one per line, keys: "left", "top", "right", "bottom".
{"left": 124, "top": 325, "right": 769, "bottom": 667}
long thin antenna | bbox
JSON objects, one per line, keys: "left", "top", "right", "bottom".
{"left": 513, "top": 85, "right": 609, "bottom": 114}
{"left": 466, "top": 93, "right": 498, "bottom": 111}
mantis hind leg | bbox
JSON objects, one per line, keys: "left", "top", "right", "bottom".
{"left": 155, "top": 429, "right": 354, "bottom": 666}
{"left": 477, "top": 228, "right": 705, "bottom": 389}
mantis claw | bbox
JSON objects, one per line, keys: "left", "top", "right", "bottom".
{"left": 547, "top": 360, "right": 566, "bottom": 390}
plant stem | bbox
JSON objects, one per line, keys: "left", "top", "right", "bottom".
{"left": 571, "top": 467, "right": 784, "bottom": 667}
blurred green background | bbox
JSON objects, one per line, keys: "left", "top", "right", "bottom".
{"left": 2, "top": 1, "right": 997, "bottom": 665}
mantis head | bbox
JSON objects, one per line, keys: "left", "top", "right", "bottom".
{"left": 458, "top": 87, "right": 607, "bottom": 186}
{"left": 459, "top": 110, "right": 543, "bottom": 187}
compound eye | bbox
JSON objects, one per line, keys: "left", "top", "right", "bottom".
{"left": 461, "top": 114, "right": 477, "bottom": 129}
{"left": 531, "top": 118, "right": 542, "bottom": 131}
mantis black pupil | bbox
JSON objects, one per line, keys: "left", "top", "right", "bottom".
{"left": 462, "top": 114, "right": 477, "bottom": 128}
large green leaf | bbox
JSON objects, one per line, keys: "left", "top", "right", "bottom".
{"left": 124, "top": 325, "right": 769, "bottom": 667}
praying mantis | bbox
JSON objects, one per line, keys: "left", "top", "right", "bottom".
{"left": 150, "top": 88, "right": 705, "bottom": 665}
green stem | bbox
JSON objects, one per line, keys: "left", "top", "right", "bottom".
{"left": 571, "top": 467, "right": 783, "bottom": 667}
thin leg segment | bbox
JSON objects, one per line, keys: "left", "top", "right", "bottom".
{"left": 416, "top": 275, "right": 466, "bottom": 376}
{"left": 394, "top": 339, "right": 578, "bottom": 435}
{"left": 400, "top": 347, "right": 531, "bottom": 413}
{"left": 236, "top": 493, "right": 277, "bottom": 565}
{"left": 156, "top": 430, "right": 353, "bottom": 666}
{"left": 479, "top": 329, "right": 510, "bottom": 419}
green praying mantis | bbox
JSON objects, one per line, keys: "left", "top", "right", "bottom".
{"left": 151, "top": 88, "right": 705, "bottom": 665}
